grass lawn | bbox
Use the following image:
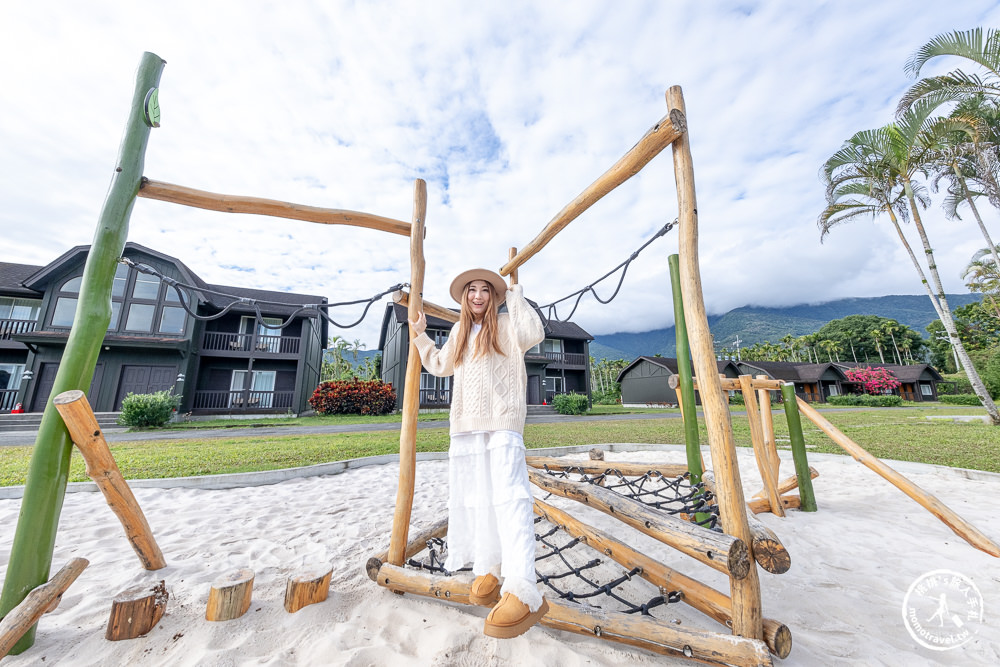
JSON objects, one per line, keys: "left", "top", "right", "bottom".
{"left": 1, "top": 405, "right": 996, "bottom": 486}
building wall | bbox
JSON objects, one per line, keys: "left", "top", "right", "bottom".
{"left": 381, "top": 317, "right": 406, "bottom": 411}
{"left": 620, "top": 360, "right": 677, "bottom": 405}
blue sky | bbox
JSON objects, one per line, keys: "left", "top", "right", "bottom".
{"left": 3, "top": 1, "right": 1000, "bottom": 348}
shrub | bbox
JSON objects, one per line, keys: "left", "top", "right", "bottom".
{"left": 938, "top": 394, "right": 986, "bottom": 406}
{"left": 118, "top": 389, "right": 182, "bottom": 428}
{"left": 728, "top": 393, "right": 745, "bottom": 406}
{"left": 552, "top": 392, "right": 588, "bottom": 415}
{"left": 936, "top": 373, "right": 973, "bottom": 395}
{"left": 591, "top": 387, "right": 621, "bottom": 405}
{"left": 826, "top": 393, "right": 903, "bottom": 407}
{"left": 309, "top": 379, "right": 396, "bottom": 415}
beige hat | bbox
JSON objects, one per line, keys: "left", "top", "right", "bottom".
{"left": 449, "top": 268, "right": 508, "bottom": 306}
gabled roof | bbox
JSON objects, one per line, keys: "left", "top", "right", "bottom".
{"left": 737, "top": 360, "right": 848, "bottom": 383}
{"left": 0, "top": 262, "right": 44, "bottom": 297}
{"left": 616, "top": 356, "right": 740, "bottom": 383}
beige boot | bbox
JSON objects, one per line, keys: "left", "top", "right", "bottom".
{"left": 483, "top": 593, "right": 549, "bottom": 639}
{"left": 469, "top": 573, "right": 500, "bottom": 605}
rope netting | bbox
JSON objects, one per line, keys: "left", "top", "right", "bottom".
{"left": 406, "top": 466, "right": 718, "bottom": 616}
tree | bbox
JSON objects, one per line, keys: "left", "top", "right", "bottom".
{"left": 898, "top": 28, "right": 1000, "bottom": 117}
{"left": 963, "top": 244, "right": 1000, "bottom": 318}
{"left": 815, "top": 315, "right": 926, "bottom": 364}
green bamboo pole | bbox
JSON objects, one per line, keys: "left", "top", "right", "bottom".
{"left": 668, "top": 254, "right": 702, "bottom": 483}
{"left": 780, "top": 382, "right": 817, "bottom": 512}
{"left": 0, "top": 52, "right": 165, "bottom": 653}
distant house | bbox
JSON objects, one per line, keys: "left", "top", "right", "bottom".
{"left": 378, "top": 301, "right": 593, "bottom": 410}
{"left": 1, "top": 242, "right": 326, "bottom": 416}
{"left": 617, "top": 357, "right": 741, "bottom": 406}
{"left": 834, "top": 362, "right": 944, "bottom": 402}
{"left": 735, "top": 361, "right": 849, "bottom": 402}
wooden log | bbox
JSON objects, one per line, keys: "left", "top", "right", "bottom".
{"left": 138, "top": 179, "right": 411, "bottom": 236}
{"left": 752, "top": 467, "right": 819, "bottom": 500}
{"left": 388, "top": 179, "right": 428, "bottom": 566}
{"left": 53, "top": 390, "right": 166, "bottom": 570}
{"left": 755, "top": 375, "right": 779, "bottom": 481}
{"left": 525, "top": 456, "right": 690, "bottom": 479}
{"left": 392, "top": 290, "right": 457, "bottom": 324}
{"left": 527, "top": 468, "right": 750, "bottom": 580}
{"left": 105, "top": 580, "right": 168, "bottom": 641}
{"left": 367, "top": 518, "right": 449, "bottom": 582}
{"left": 284, "top": 567, "right": 333, "bottom": 613}
{"left": 738, "top": 376, "right": 784, "bottom": 518}
{"left": 377, "top": 564, "right": 771, "bottom": 666}
{"left": 748, "top": 495, "right": 801, "bottom": 515}
{"left": 795, "top": 397, "right": 1000, "bottom": 557}
{"left": 669, "top": 85, "right": 762, "bottom": 640}
{"left": 0, "top": 558, "right": 88, "bottom": 658}
{"left": 499, "top": 111, "right": 686, "bottom": 277}
{"left": 534, "top": 499, "right": 791, "bottom": 658}
{"left": 205, "top": 568, "right": 254, "bottom": 621}
{"left": 702, "top": 473, "right": 791, "bottom": 575}
{"left": 508, "top": 247, "right": 518, "bottom": 285}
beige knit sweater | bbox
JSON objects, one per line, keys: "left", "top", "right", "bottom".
{"left": 413, "top": 284, "right": 545, "bottom": 435}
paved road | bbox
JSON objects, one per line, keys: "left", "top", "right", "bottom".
{"left": 0, "top": 411, "right": 686, "bottom": 447}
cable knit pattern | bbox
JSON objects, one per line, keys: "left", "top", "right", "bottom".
{"left": 413, "top": 284, "right": 545, "bottom": 435}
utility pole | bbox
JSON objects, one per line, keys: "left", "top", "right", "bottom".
{"left": 732, "top": 335, "right": 743, "bottom": 362}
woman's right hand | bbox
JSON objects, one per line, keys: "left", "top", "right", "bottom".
{"left": 409, "top": 311, "right": 427, "bottom": 336}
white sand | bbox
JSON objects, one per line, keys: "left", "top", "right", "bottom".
{"left": 2, "top": 447, "right": 998, "bottom": 666}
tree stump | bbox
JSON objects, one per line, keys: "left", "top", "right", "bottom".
{"left": 284, "top": 566, "right": 333, "bottom": 613}
{"left": 105, "top": 581, "right": 168, "bottom": 641}
{"left": 588, "top": 448, "right": 605, "bottom": 461}
{"left": 205, "top": 569, "right": 254, "bottom": 622}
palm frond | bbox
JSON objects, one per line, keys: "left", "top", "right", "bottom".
{"left": 904, "top": 28, "right": 1000, "bottom": 78}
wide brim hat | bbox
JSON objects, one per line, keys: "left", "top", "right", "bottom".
{"left": 449, "top": 268, "right": 508, "bottom": 306}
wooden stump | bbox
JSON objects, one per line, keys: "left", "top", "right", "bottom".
{"left": 105, "top": 581, "right": 168, "bottom": 641}
{"left": 205, "top": 569, "right": 254, "bottom": 622}
{"left": 588, "top": 448, "right": 605, "bottom": 461}
{"left": 284, "top": 567, "right": 333, "bottom": 613}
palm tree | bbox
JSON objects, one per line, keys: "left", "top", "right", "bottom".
{"left": 963, "top": 244, "right": 1000, "bottom": 318}
{"left": 898, "top": 28, "right": 1000, "bottom": 115}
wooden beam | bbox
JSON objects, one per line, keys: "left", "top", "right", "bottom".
{"left": 392, "top": 290, "right": 458, "bottom": 324}
{"left": 138, "top": 178, "right": 411, "bottom": 236}
{"left": 528, "top": 468, "right": 751, "bottom": 580}
{"left": 525, "top": 457, "right": 690, "bottom": 479}
{"left": 702, "top": 473, "right": 791, "bottom": 575}
{"left": 388, "top": 179, "right": 428, "bottom": 566}
{"left": 748, "top": 495, "right": 801, "bottom": 515}
{"left": 367, "top": 518, "right": 449, "bottom": 582}
{"left": 795, "top": 397, "right": 1000, "bottom": 557}
{"left": 376, "top": 564, "right": 772, "bottom": 666}
{"left": 674, "top": 376, "right": 785, "bottom": 392}
{"left": 53, "top": 390, "right": 166, "bottom": 570}
{"left": 752, "top": 467, "right": 819, "bottom": 500}
{"left": 508, "top": 247, "right": 518, "bottom": 285}
{"left": 739, "top": 376, "right": 784, "bottom": 518}
{"left": 668, "top": 85, "right": 762, "bottom": 640}
{"left": 0, "top": 558, "right": 88, "bottom": 658}
{"left": 499, "top": 110, "right": 686, "bottom": 276}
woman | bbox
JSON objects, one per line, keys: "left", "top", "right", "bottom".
{"left": 410, "top": 268, "right": 547, "bottom": 639}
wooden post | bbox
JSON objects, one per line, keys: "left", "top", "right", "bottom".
{"left": 105, "top": 581, "right": 168, "bottom": 641}
{"left": 796, "top": 397, "right": 1000, "bottom": 557}
{"left": 53, "top": 390, "right": 166, "bottom": 570}
{"left": 388, "top": 179, "right": 427, "bottom": 566}
{"left": 755, "top": 375, "right": 779, "bottom": 480}
{"left": 668, "top": 254, "right": 703, "bottom": 486}
{"left": 508, "top": 247, "right": 518, "bottom": 285}
{"left": 0, "top": 558, "right": 88, "bottom": 658}
{"left": 0, "top": 52, "right": 166, "bottom": 655}
{"left": 668, "top": 85, "right": 762, "bottom": 640}
{"left": 739, "top": 376, "right": 784, "bottom": 518}
{"left": 205, "top": 569, "right": 254, "bottom": 621}
{"left": 284, "top": 567, "right": 333, "bottom": 613}
{"left": 137, "top": 179, "right": 411, "bottom": 236}
{"left": 780, "top": 384, "right": 817, "bottom": 512}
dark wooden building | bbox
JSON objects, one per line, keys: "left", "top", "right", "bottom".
{"left": 378, "top": 300, "right": 593, "bottom": 410}
{"left": 834, "top": 362, "right": 944, "bottom": 402}
{"left": 735, "top": 361, "right": 849, "bottom": 402}
{"left": 0, "top": 243, "right": 327, "bottom": 416}
{"left": 617, "top": 357, "right": 741, "bottom": 406}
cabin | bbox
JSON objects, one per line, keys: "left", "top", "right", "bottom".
{"left": 0, "top": 243, "right": 327, "bottom": 416}
{"left": 616, "top": 356, "right": 741, "bottom": 407}
{"left": 735, "top": 361, "right": 849, "bottom": 402}
{"left": 834, "top": 362, "right": 944, "bottom": 402}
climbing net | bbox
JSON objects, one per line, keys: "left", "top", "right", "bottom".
{"left": 406, "top": 467, "right": 717, "bottom": 616}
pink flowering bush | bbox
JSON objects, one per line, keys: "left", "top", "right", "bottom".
{"left": 844, "top": 366, "right": 901, "bottom": 395}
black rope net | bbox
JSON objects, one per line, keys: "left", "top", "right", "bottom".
{"left": 406, "top": 465, "right": 718, "bottom": 617}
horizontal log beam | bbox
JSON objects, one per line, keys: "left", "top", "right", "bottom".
{"left": 752, "top": 467, "right": 819, "bottom": 500}
{"left": 0, "top": 558, "right": 89, "bottom": 658}
{"left": 138, "top": 178, "right": 412, "bottom": 236}
{"left": 525, "top": 457, "right": 690, "bottom": 479}
{"left": 748, "top": 495, "right": 800, "bottom": 515}
{"left": 376, "top": 563, "right": 771, "bottom": 666}
{"left": 499, "top": 110, "right": 686, "bottom": 277}
{"left": 392, "top": 290, "right": 458, "bottom": 324}
{"left": 367, "top": 518, "right": 449, "bottom": 582}
{"left": 534, "top": 499, "right": 791, "bottom": 658}
{"left": 671, "top": 375, "right": 785, "bottom": 392}
{"left": 527, "top": 468, "right": 751, "bottom": 580}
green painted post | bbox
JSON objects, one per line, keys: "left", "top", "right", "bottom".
{"left": 668, "top": 254, "right": 702, "bottom": 483}
{"left": 780, "top": 382, "right": 817, "bottom": 512}
{"left": 0, "top": 52, "right": 165, "bottom": 653}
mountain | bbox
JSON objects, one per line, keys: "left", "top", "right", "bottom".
{"left": 590, "top": 293, "right": 982, "bottom": 361}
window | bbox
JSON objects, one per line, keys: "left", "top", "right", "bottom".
{"left": 158, "top": 306, "right": 186, "bottom": 334}
{"left": 51, "top": 298, "right": 78, "bottom": 327}
{"left": 112, "top": 263, "right": 128, "bottom": 298}
{"left": 0, "top": 364, "right": 24, "bottom": 390}
{"left": 920, "top": 383, "right": 933, "bottom": 396}
{"left": 0, "top": 298, "right": 41, "bottom": 321}
{"left": 420, "top": 373, "right": 450, "bottom": 402}
{"left": 61, "top": 276, "right": 83, "bottom": 293}
{"left": 427, "top": 329, "right": 449, "bottom": 346}
{"left": 132, "top": 274, "right": 161, "bottom": 300}
{"left": 164, "top": 285, "right": 182, "bottom": 303}
{"left": 108, "top": 301, "right": 122, "bottom": 330}
{"left": 529, "top": 339, "right": 563, "bottom": 355}
{"left": 544, "top": 372, "right": 564, "bottom": 395}
{"left": 124, "top": 303, "right": 155, "bottom": 332}
{"left": 230, "top": 370, "right": 276, "bottom": 408}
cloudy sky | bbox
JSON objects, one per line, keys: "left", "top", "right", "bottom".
{"left": 3, "top": 1, "right": 1000, "bottom": 348}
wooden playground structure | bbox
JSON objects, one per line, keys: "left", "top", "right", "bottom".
{"left": 2, "top": 51, "right": 999, "bottom": 665}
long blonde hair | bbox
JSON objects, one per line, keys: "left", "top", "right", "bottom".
{"left": 454, "top": 282, "right": 505, "bottom": 366}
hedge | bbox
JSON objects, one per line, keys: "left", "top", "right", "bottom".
{"left": 826, "top": 394, "right": 903, "bottom": 407}
{"left": 938, "top": 394, "right": 985, "bottom": 406}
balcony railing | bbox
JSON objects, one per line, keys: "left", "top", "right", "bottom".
{"left": 419, "top": 388, "right": 451, "bottom": 407}
{"left": 201, "top": 331, "right": 301, "bottom": 355}
{"left": 0, "top": 319, "right": 37, "bottom": 341}
{"left": 1, "top": 389, "right": 18, "bottom": 412}
{"left": 535, "top": 351, "right": 587, "bottom": 366}
{"left": 193, "top": 389, "right": 294, "bottom": 411}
